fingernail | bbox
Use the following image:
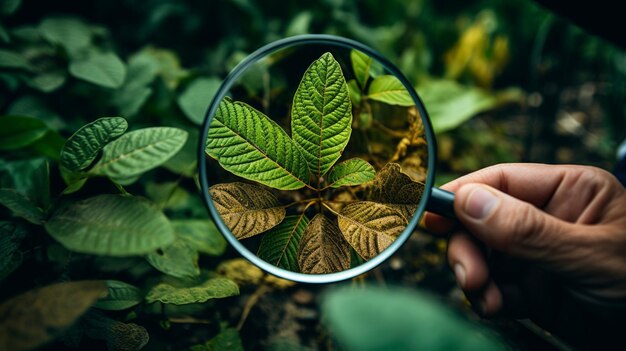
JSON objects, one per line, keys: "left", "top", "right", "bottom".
{"left": 453, "top": 264, "right": 466, "bottom": 288}
{"left": 465, "top": 187, "right": 498, "bottom": 219}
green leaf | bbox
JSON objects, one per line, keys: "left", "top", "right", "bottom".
{"left": 26, "top": 69, "right": 67, "bottom": 93}
{"left": 0, "top": 281, "right": 107, "bottom": 351}
{"left": 206, "top": 98, "right": 310, "bottom": 190}
{"left": 322, "top": 286, "right": 506, "bottom": 351}
{"left": 291, "top": 52, "right": 352, "bottom": 178}
{"left": 39, "top": 17, "right": 92, "bottom": 56}
{"left": 285, "top": 11, "right": 312, "bottom": 36}
{"left": 347, "top": 79, "right": 361, "bottom": 106}
{"left": 417, "top": 79, "right": 497, "bottom": 134}
{"left": 209, "top": 182, "right": 285, "bottom": 240}
{"left": 351, "top": 49, "right": 373, "bottom": 89}
{"left": 0, "top": 158, "right": 50, "bottom": 208}
{"left": 367, "top": 163, "right": 424, "bottom": 221}
{"left": 337, "top": 201, "right": 406, "bottom": 260}
{"left": 163, "top": 128, "right": 198, "bottom": 177}
{"left": 178, "top": 77, "right": 221, "bottom": 125}
{"left": 258, "top": 214, "right": 309, "bottom": 272}
{"left": 146, "top": 240, "right": 200, "bottom": 279}
{"left": 0, "top": 189, "right": 45, "bottom": 224}
{"left": 93, "top": 280, "right": 143, "bottom": 311}
{"left": 145, "top": 277, "right": 239, "bottom": 305}
{"left": 45, "top": 194, "right": 175, "bottom": 256}
{"left": 192, "top": 328, "right": 244, "bottom": 351}
{"left": 327, "top": 158, "right": 375, "bottom": 188}
{"left": 90, "top": 127, "right": 188, "bottom": 179}
{"left": 172, "top": 219, "right": 227, "bottom": 256}
{"left": 69, "top": 51, "right": 127, "bottom": 89}
{"left": 298, "top": 214, "right": 350, "bottom": 274}
{"left": 0, "top": 221, "right": 26, "bottom": 280}
{"left": 367, "top": 75, "right": 415, "bottom": 106}
{"left": 110, "top": 52, "right": 158, "bottom": 117}
{"left": 0, "top": 49, "right": 31, "bottom": 70}
{"left": 28, "top": 130, "right": 65, "bottom": 160}
{"left": 0, "top": 116, "right": 48, "bottom": 150}
{"left": 60, "top": 117, "right": 128, "bottom": 172}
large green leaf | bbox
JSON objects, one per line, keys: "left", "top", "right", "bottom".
{"left": 291, "top": 52, "right": 352, "bottom": 178}
{"left": 178, "top": 77, "right": 221, "bottom": 125}
{"left": 351, "top": 49, "right": 373, "bottom": 89}
{"left": 367, "top": 75, "right": 414, "bottom": 106}
{"left": 146, "top": 240, "right": 200, "bottom": 279}
{"left": 326, "top": 158, "right": 375, "bottom": 188}
{"left": 322, "top": 286, "right": 506, "bottom": 351}
{"left": 337, "top": 201, "right": 406, "bottom": 260}
{"left": 0, "top": 221, "right": 26, "bottom": 280}
{"left": 209, "top": 182, "right": 285, "bottom": 239}
{"left": 60, "top": 117, "right": 128, "bottom": 172}
{"left": 90, "top": 127, "right": 188, "bottom": 179}
{"left": 39, "top": 17, "right": 92, "bottom": 56}
{"left": 417, "top": 79, "right": 497, "bottom": 134}
{"left": 206, "top": 98, "right": 309, "bottom": 190}
{"left": 45, "top": 194, "right": 175, "bottom": 256}
{"left": 0, "top": 115, "right": 48, "bottom": 150}
{"left": 145, "top": 277, "right": 239, "bottom": 305}
{"left": 93, "top": 280, "right": 143, "bottom": 311}
{"left": 0, "top": 188, "right": 45, "bottom": 224}
{"left": 172, "top": 219, "right": 227, "bottom": 256}
{"left": 69, "top": 51, "right": 127, "bottom": 89}
{"left": 257, "top": 214, "right": 309, "bottom": 272}
{"left": 298, "top": 214, "right": 350, "bottom": 274}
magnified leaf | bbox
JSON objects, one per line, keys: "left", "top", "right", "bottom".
{"left": 327, "top": 158, "right": 375, "bottom": 188}
{"left": 45, "top": 194, "right": 175, "bottom": 256}
{"left": 206, "top": 98, "right": 310, "bottom": 190}
{"left": 69, "top": 51, "right": 127, "bottom": 89}
{"left": 367, "top": 75, "right": 414, "bottom": 106}
{"left": 291, "top": 52, "right": 352, "bottom": 178}
{"left": 145, "top": 277, "right": 239, "bottom": 305}
{"left": 93, "top": 280, "right": 143, "bottom": 311}
{"left": 0, "top": 280, "right": 107, "bottom": 351}
{"left": 172, "top": 219, "right": 227, "bottom": 256}
{"left": 146, "top": 240, "right": 200, "bottom": 279}
{"left": 209, "top": 182, "right": 285, "bottom": 239}
{"left": 0, "top": 188, "right": 45, "bottom": 224}
{"left": 351, "top": 49, "right": 373, "bottom": 89}
{"left": 298, "top": 214, "right": 350, "bottom": 274}
{"left": 258, "top": 214, "right": 310, "bottom": 272}
{"left": 60, "top": 117, "right": 128, "bottom": 172}
{"left": 90, "top": 127, "right": 188, "bottom": 179}
{"left": 368, "top": 163, "right": 424, "bottom": 221}
{"left": 0, "top": 115, "right": 48, "bottom": 150}
{"left": 337, "top": 201, "right": 407, "bottom": 260}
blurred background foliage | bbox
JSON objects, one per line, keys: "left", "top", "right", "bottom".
{"left": 0, "top": 0, "right": 624, "bottom": 350}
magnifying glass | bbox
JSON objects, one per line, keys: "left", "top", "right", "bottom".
{"left": 199, "top": 34, "right": 455, "bottom": 283}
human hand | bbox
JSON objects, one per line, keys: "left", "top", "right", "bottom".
{"left": 425, "top": 163, "right": 626, "bottom": 318}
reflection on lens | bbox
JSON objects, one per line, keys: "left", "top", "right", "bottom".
{"left": 205, "top": 46, "right": 428, "bottom": 274}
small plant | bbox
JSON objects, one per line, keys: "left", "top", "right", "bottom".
{"left": 206, "top": 52, "right": 425, "bottom": 274}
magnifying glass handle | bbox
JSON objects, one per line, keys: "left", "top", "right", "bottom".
{"left": 426, "top": 188, "right": 456, "bottom": 219}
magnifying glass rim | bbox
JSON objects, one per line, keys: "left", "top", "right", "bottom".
{"left": 199, "top": 34, "right": 437, "bottom": 284}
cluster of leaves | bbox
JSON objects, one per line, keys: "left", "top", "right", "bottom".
{"left": 206, "top": 51, "right": 426, "bottom": 274}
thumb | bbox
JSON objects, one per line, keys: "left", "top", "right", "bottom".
{"left": 454, "top": 184, "right": 569, "bottom": 261}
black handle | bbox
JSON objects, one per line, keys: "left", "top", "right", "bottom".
{"left": 426, "top": 187, "right": 456, "bottom": 219}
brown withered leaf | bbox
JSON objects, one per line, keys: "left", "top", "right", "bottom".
{"left": 209, "top": 182, "right": 285, "bottom": 239}
{"left": 367, "top": 163, "right": 425, "bottom": 221}
{"left": 337, "top": 201, "right": 407, "bottom": 260}
{"left": 298, "top": 214, "right": 350, "bottom": 274}
{"left": 0, "top": 280, "right": 107, "bottom": 351}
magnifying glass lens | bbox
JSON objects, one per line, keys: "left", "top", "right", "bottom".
{"left": 203, "top": 41, "right": 429, "bottom": 277}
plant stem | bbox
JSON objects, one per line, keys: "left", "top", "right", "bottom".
{"left": 321, "top": 202, "right": 340, "bottom": 216}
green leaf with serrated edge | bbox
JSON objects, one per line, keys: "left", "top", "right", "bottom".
{"left": 0, "top": 116, "right": 48, "bottom": 151}
{"left": 209, "top": 182, "right": 285, "bottom": 240}
{"left": 60, "top": 117, "right": 128, "bottom": 172}
{"left": 69, "top": 51, "right": 127, "bottom": 88}
{"left": 367, "top": 75, "right": 415, "bottom": 106}
{"left": 367, "top": 163, "right": 424, "bottom": 221}
{"left": 45, "top": 194, "right": 175, "bottom": 256}
{"left": 298, "top": 214, "right": 350, "bottom": 274}
{"left": 172, "top": 219, "right": 227, "bottom": 256}
{"left": 337, "top": 201, "right": 406, "bottom": 260}
{"left": 0, "top": 281, "right": 107, "bottom": 351}
{"left": 0, "top": 189, "right": 45, "bottom": 224}
{"left": 90, "top": 127, "right": 188, "bottom": 179}
{"left": 351, "top": 49, "right": 373, "bottom": 89}
{"left": 178, "top": 77, "right": 221, "bottom": 125}
{"left": 258, "top": 214, "right": 309, "bottom": 272}
{"left": 327, "top": 158, "right": 375, "bottom": 188}
{"left": 291, "top": 52, "right": 352, "bottom": 179}
{"left": 146, "top": 240, "right": 200, "bottom": 279}
{"left": 206, "top": 98, "right": 309, "bottom": 190}
{"left": 0, "top": 221, "right": 27, "bottom": 280}
{"left": 39, "top": 17, "right": 92, "bottom": 56}
{"left": 145, "top": 277, "right": 239, "bottom": 305}
{"left": 93, "top": 280, "right": 142, "bottom": 311}
{"left": 0, "top": 49, "right": 31, "bottom": 70}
